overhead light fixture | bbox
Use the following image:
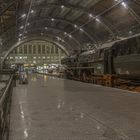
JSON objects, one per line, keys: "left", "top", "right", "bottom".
{"left": 61, "top": 39, "right": 65, "bottom": 42}
{"left": 51, "top": 18, "right": 54, "bottom": 21}
{"left": 19, "top": 34, "right": 22, "bottom": 37}
{"left": 27, "top": 23, "right": 30, "bottom": 26}
{"left": 89, "top": 13, "right": 93, "bottom": 18}
{"left": 61, "top": 5, "right": 64, "bottom": 9}
{"left": 129, "top": 31, "right": 132, "bottom": 34}
{"left": 80, "top": 28, "right": 84, "bottom": 32}
{"left": 68, "top": 34, "right": 72, "bottom": 38}
{"left": 45, "top": 27, "right": 48, "bottom": 30}
{"left": 64, "top": 32, "right": 67, "bottom": 35}
{"left": 21, "top": 13, "right": 26, "bottom": 18}
{"left": 20, "top": 26, "right": 24, "bottom": 30}
{"left": 56, "top": 36, "right": 61, "bottom": 41}
{"left": 95, "top": 17, "right": 100, "bottom": 23}
{"left": 121, "top": 2, "right": 127, "bottom": 8}
{"left": 74, "top": 24, "right": 78, "bottom": 28}
{"left": 30, "top": 9, "right": 34, "bottom": 14}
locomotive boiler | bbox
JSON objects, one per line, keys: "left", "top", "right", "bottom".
{"left": 62, "top": 34, "right": 140, "bottom": 81}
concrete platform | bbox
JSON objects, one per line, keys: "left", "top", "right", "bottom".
{"left": 10, "top": 74, "right": 140, "bottom": 140}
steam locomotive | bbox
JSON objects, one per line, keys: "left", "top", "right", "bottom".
{"left": 61, "top": 34, "right": 140, "bottom": 80}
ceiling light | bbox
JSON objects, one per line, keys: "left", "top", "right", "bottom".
{"left": 30, "top": 9, "right": 34, "bottom": 14}
{"left": 80, "top": 28, "right": 84, "bottom": 32}
{"left": 64, "top": 32, "right": 67, "bottom": 35}
{"left": 45, "top": 27, "right": 48, "bottom": 30}
{"left": 21, "top": 14, "right": 26, "bottom": 18}
{"left": 19, "top": 34, "right": 22, "bottom": 37}
{"left": 20, "top": 26, "right": 24, "bottom": 30}
{"left": 68, "top": 34, "right": 72, "bottom": 38}
{"left": 27, "top": 23, "right": 30, "bottom": 26}
{"left": 56, "top": 36, "right": 61, "bottom": 41}
{"left": 61, "top": 5, "right": 64, "bottom": 9}
{"left": 51, "top": 18, "right": 54, "bottom": 21}
{"left": 95, "top": 17, "right": 100, "bottom": 23}
{"left": 121, "top": 2, "right": 127, "bottom": 8}
{"left": 61, "top": 39, "right": 65, "bottom": 42}
{"left": 74, "top": 24, "right": 78, "bottom": 28}
{"left": 89, "top": 13, "right": 93, "bottom": 18}
{"left": 129, "top": 31, "right": 132, "bottom": 34}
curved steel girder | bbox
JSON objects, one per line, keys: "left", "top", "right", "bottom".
{"left": 32, "top": 3, "right": 90, "bottom": 13}
{"left": 25, "top": 26, "right": 82, "bottom": 47}
{"left": 0, "top": 0, "right": 16, "bottom": 16}
{"left": 31, "top": 2, "right": 116, "bottom": 37}
{"left": 127, "top": 5, "right": 140, "bottom": 24}
{"left": 3, "top": 36, "right": 70, "bottom": 62}
{"left": 25, "top": 33, "right": 76, "bottom": 51}
{"left": 3, "top": 30, "right": 74, "bottom": 51}
{"left": 0, "top": 24, "right": 78, "bottom": 49}
{"left": 22, "top": 17, "right": 99, "bottom": 45}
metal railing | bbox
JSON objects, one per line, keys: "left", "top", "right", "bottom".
{"left": 0, "top": 72, "right": 16, "bottom": 140}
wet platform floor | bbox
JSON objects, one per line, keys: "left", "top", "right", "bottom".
{"left": 10, "top": 74, "right": 140, "bottom": 140}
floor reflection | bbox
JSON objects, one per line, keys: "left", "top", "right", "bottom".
{"left": 9, "top": 74, "right": 140, "bottom": 140}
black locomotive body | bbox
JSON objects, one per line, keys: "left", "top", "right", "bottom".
{"left": 62, "top": 35, "right": 140, "bottom": 80}
{"left": 112, "top": 35, "right": 140, "bottom": 79}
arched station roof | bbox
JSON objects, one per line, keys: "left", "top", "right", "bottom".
{"left": 0, "top": 0, "right": 140, "bottom": 56}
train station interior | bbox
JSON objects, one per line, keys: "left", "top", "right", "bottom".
{"left": 0, "top": 0, "right": 140, "bottom": 140}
